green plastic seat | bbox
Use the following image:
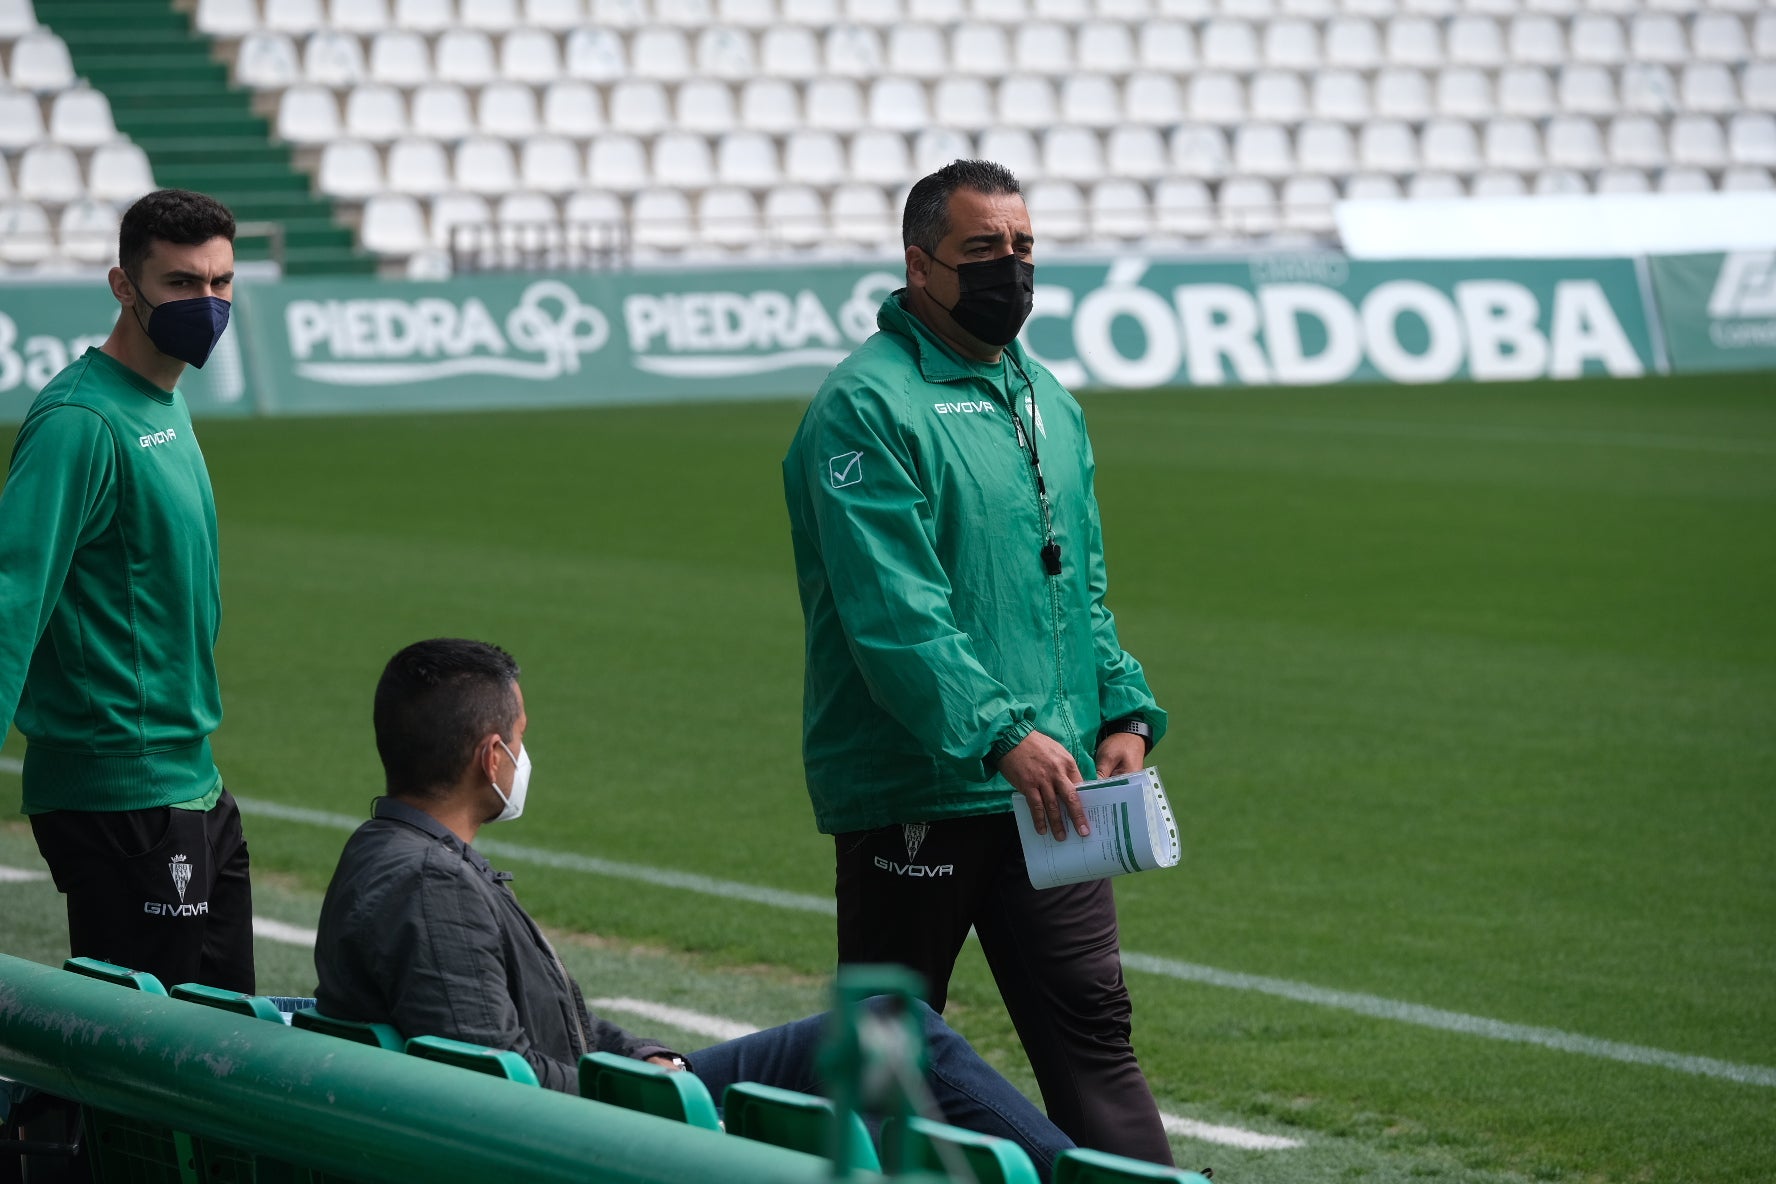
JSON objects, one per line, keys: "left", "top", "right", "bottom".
{"left": 721, "top": 1081, "right": 880, "bottom": 1171}
{"left": 882, "top": 1115, "right": 1040, "bottom": 1184}
{"left": 63, "top": 956, "right": 167, "bottom": 995}
{"left": 291, "top": 1007, "right": 404, "bottom": 1051}
{"left": 1055, "top": 1148, "right": 1213, "bottom": 1183}
{"left": 578, "top": 1051, "right": 721, "bottom": 1130}
{"left": 405, "top": 1035, "right": 540, "bottom": 1086}
{"left": 169, "top": 983, "right": 288, "bottom": 1023}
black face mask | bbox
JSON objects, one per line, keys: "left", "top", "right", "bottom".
{"left": 927, "top": 251, "right": 1035, "bottom": 347}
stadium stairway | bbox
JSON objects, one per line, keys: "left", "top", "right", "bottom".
{"left": 29, "top": 0, "right": 375, "bottom": 275}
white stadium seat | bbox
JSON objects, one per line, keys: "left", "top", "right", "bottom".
{"left": 1123, "top": 73, "right": 1184, "bottom": 125}
{"left": 914, "top": 127, "right": 974, "bottom": 172}
{"left": 48, "top": 88, "right": 116, "bottom": 148}
{"left": 1343, "top": 173, "right": 1401, "bottom": 202}
{"left": 564, "top": 192, "right": 623, "bottom": 241}
{"left": 386, "top": 137, "right": 451, "bottom": 194}
{"left": 346, "top": 84, "right": 408, "bottom": 141}
{"left": 1325, "top": 18, "right": 1382, "bottom": 69}
{"left": 370, "top": 31, "right": 431, "bottom": 85}
{"left": 565, "top": 28, "right": 625, "bottom": 81}
{"left": 1044, "top": 125, "right": 1105, "bottom": 180}
{"left": 1728, "top": 113, "right": 1776, "bottom": 166}
{"left": 1250, "top": 71, "right": 1307, "bottom": 122}
{"left": 1692, "top": 14, "right": 1749, "bottom": 62}
{"left": 1670, "top": 115, "right": 1727, "bottom": 168}
{"left": 740, "top": 78, "right": 801, "bottom": 132}
{"left": 830, "top": 184, "right": 892, "bottom": 246}
{"left": 1233, "top": 123, "right": 1293, "bottom": 177}
{"left": 1105, "top": 125, "right": 1166, "bottom": 178}
{"left": 542, "top": 81, "right": 602, "bottom": 135}
{"left": 610, "top": 80, "right": 671, "bottom": 135}
{"left": 677, "top": 80, "right": 736, "bottom": 133}
{"left": 59, "top": 200, "right": 120, "bottom": 263}
{"left": 305, "top": 30, "right": 366, "bottom": 85}
{"left": 1265, "top": 20, "right": 1319, "bottom": 69}
{"left": 1498, "top": 67, "right": 1556, "bottom": 117}
{"left": 1533, "top": 169, "right": 1589, "bottom": 195}
{"left": 1745, "top": 65, "right": 1776, "bottom": 113}
{"left": 976, "top": 127, "right": 1040, "bottom": 178}
{"left": 1025, "top": 180, "right": 1086, "bottom": 241}
{"left": 1138, "top": 22, "right": 1195, "bottom": 71}
{"left": 699, "top": 187, "right": 759, "bottom": 248}
{"left": 1170, "top": 124, "right": 1231, "bottom": 177}
{"left": 1296, "top": 120, "right": 1355, "bottom": 174}
{"left": 0, "top": 156, "right": 11, "bottom": 200}
{"left": 802, "top": 79, "right": 863, "bottom": 132}
{"left": 1090, "top": 179, "right": 1151, "bottom": 241}
{"left": 652, "top": 131, "right": 714, "bottom": 187}
{"left": 331, "top": 0, "right": 391, "bottom": 31}
{"left": 759, "top": 27, "right": 821, "bottom": 80}
{"left": 1608, "top": 115, "right": 1668, "bottom": 166}
{"left": 1374, "top": 69, "right": 1432, "bottom": 120}
{"left": 237, "top": 34, "right": 301, "bottom": 89}
{"left": 318, "top": 140, "right": 384, "bottom": 198}
{"left": 1220, "top": 177, "right": 1277, "bottom": 236}
{"left": 997, "top": 76, "right": 1058, "bottom": 129}
{"left": 1201, "top": 20, "right": 1260, "bottom": 71}
{"left": 502, "top": 29, "right": 561, "bottom": 81}
{"left": 590, "top": 0, "right": 648, "bottom": 26}
{"left": 1015, "top": 23, "right": 1073, "bottom": 74}
{"left": 497, "top": 192, "right": 558, "bottom": 231}
{"left": 889, "top": 25, "right": 949, "bottom": 79}
{"left": 1281, "top": 175, "right": 1337, "bottom": 232}
{"left": 11, "top": 32, "right": 75, "bottom": 92}
{"left": 196, "top": 0, "right": 260, "bottom": 38}
{"left": 1509, "top": 15, "right": 1566, "bottom": 66}
{"left": 826, "top": 26, "right": 884, "bottom": 77}
{"left": 394, "top": 0, "right": 456, "bottom": 33}
{"left": 1311, "top": 71, "right": 1370, "bottom": 121}
{"left": 1421, "top": 118, "right": 1481, "bottom": 171}
{"left": 0, "top": 200, "right": 54, "bottom": 264}
{"left": 589, "top": 134, "right": 648, "bottom": 190}
{"left": 479, "top": 82, "right": 539, "bottom": 136}
{"left": 784, "top": 130, "right": 846, "bottom": 185}
{"left": 1595, "top": 167, "right": 1651, "bottom": 194}
{"left": 1385, "top": 17, "right": 1442, "bottom": 68}
{"left": 18, "top": 143, "right": 82, "bottom": 203}
{"left": 717, "top": 130, "right": 780, "bottom": 186}
{"left": 1658, "top": 167, "right": 1713, "bottom": 193}
{"left": 763, "top": 186, "right": 826, "bottom": 246}
{"left": 459, "top": 0, "right": 518, "bottom": 28}
{"left": 87, "top": 143, "right": 155, "bottom": 203}
{"left": 1756, "top": 12, "right": 1776, "bottom": 58}
{"left": 1188, "top": 72, "right": 1245, "bottom": 124}
{"left": 950, "top": 24, "right": 1011, "bottom": 76}
{"left": 431, "top": 193, "right": 493, "bottom": 248}
{"left": 1471, "top": 171, "right": 1527, "bottom": 198}
{"left": 1485, "top": 118, "right": 1544, "bottom": 170}
{"left": 1682, "top": 65, "right": 1739, "bottom": 115}
{"left": 1406, "top": 172, "right": 1465, "bottom": 200}
{"left": 1077, "top": 21, "right": 1135, "bottom": 72}
{"left": 436, "top": 30, "right": 497, "bottom": 84}
{"left": 869, "top": 77, "right": 931, "bottom": 131}
{"left": 519, "top": 135, "right": 584, "bottom": 192}
{"left": 412, "top": 83, "right": 474, "bottom": 138}
{"left": 1153, "top": 177, "right": 1213, "bottom": 239}
{"left": 1448, "top": 16, "right": 1505, "bottom": 67}
{"left": 277, "top": 86, "right": 341, "bottom": 144}
{"left": 266, "top": 0, "right": 325, "bottom": 34}
{"left": 526, "top": 0, "right": 583, "bottom": 29}
{"left": 1061, "top": 74, "right": 1122, "bottom": 128}
{"left": 851, "top": 129, "right": 912, "bottom": 185}
{"left": 1359, "top": 120, "right": 1419, "bottom": 172}
{"left": 1629, "top": 14, "right": 1688, "bottom": 64}
{"left": 1546, "top": 116, "right": 1606, "bottom": 168}
{"left": 1561, "top": 64, "right": 1621, "bottom": 114}
{"left": 1721, "top": 167, "right": 1774, "bottom": 191}
{"left": 1570, "top": 15, "right": 1626, "bottom": 64}
{"left": 1436, "top": 69, "right": 1493, "bottom": 118}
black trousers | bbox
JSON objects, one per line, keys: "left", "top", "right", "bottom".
{"left": 30, "top": 789, "right": 255, "bottom": 994}
{"left": 835, "top": 812, "right": 1172, "bottom": 1165}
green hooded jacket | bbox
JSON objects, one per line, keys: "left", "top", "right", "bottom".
{"left": 784, "top": 292, "right": 1165, "bottom": 835}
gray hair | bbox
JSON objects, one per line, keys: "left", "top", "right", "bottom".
{"left": 901, "top": 160, "right": 1023, "bottom": 255}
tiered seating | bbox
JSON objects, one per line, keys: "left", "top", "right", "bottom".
{"left": 0, "top": 1, "right": 156, "bottom": 271}
{"left": 195, "top": 0, "right": 1776, "bottom": 265}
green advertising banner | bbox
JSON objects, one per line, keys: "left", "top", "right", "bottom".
{"left": 3, "top": 253, "right": 1667, "bottom": 423}
{"left": 1647, "top": 252, "right": 1776, "bottom": 374}
{"left": 0, "top": 282, "right": 253, "bottom": 424}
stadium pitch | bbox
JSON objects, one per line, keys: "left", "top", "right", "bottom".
{"left": 3, "top": 371, "right": 1772, "bottom": 1182}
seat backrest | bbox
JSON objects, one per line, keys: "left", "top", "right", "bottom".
{"left": 578, "top": 1050, "right": 722, "bottom": 1129}
{"left": 291, "top": 1006, "right": 405, "bottom": 1050}
{"left": 721, "top": 1081, "right": 880, "bottom": 1172}
{"left": 406, "top": 1035, "right": 540, "bottom": 1086}
{"left": 882, "top": 1115, "right": 1040, "bottom": 1184}
{"left": 170, "top": 983, "right": 288, "bottom": 1023}
{"left": 64, "top": 957, "right": 167, "bottom": 995}
{"left": 1054, "top": 1147, "right": 1213, "bottom": 1184}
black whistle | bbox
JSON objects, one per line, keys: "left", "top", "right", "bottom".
{"left": 1041, "top": 542, "right": 1062, "bottom": 576}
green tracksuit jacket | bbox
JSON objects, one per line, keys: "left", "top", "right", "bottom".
{"left": 784, "top": 292, "right": 1165, "bottom": 835}
{"left": 0, "top": 348, "right": 223, "bottom": 813}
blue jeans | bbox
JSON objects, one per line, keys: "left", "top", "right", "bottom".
{"left": 687, "top": 998, "right": 1074, "bottom": 1181}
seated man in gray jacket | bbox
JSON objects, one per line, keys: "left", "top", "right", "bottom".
{"left": 315, "top": 638, "right": 1074, "bottom": 1178}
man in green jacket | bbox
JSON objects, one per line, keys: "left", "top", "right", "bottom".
{"left": 0, "top": 189, "right": 252, "bottom": 993}
{"left": 783, "top": 161, "right": 1171, "bottom": 1163}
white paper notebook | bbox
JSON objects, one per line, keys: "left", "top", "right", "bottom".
{"left": 1011, "top": 766, "right": 1181, "bottom": 890}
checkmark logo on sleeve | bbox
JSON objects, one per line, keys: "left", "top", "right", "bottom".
{"left": 828, "top": 451, "right": 864, "bottom": 488}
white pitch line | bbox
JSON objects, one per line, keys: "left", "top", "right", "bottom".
{"left": 253, "top": 917, "right": 317, "bottom": 949}
{"left": 0, "top": 785, "right": 1758, "bottom": 1091}
{"left": 1160, "top": 1114, "right": 1302, "bottom": 1152}
{"left": 0, "top": 866, "right": 48, "bottom": 883}
{"left": 0, "top": 757, "right": 21, "bottom": 774}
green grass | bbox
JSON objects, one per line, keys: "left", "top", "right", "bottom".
{"left": 4, "top": 372, "right": 1773, "bottom": 1182}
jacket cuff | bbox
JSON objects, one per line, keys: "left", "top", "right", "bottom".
{"left": 986, "top": 719, "right": 1036, "bottom": 771}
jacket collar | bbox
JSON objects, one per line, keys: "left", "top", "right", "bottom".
{"left": 372, "top": 795, "right": 503, "bottom": 881}
{"left": 877, "top": 290, "right": 1036, "bottom": 387}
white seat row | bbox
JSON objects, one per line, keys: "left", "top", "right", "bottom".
{"left": 0, "top": 0, "right": 41, "bottom": 38}
{"left": 0, "top": 197, "right": 124, "bottom": 264}
{"left": 2, "top": 30, "right": 75, "bottom": 91}
{"left": 228, "top": 14, "right": 1776, "bottom": 91}
{"left": 355, "top": 163, "right": 1776, "bottom": 261}
{"left": 0, "top": 87, "right": 121, "bottom": 149}
{"left": 0, "top": 142, "right": 155, "bottom": 204}
{"left": 197, "top": 0, "right": 1776, "bottom": 40}
{"left": 315, "top": 112, "right": 1776, "bottom": 201}
{"left": 276, "top": 63, "right": 1776, "bottom": 147}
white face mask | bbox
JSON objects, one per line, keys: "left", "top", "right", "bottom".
{"left": 490, "top": 738, "right": 530, "bottom": 823}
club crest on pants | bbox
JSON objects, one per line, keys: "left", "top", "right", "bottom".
{"left": 169, "top": 854, "right": 192, "bottom": 903}
{"left": 903, "top": 823, "right": 929, "bottom": 861}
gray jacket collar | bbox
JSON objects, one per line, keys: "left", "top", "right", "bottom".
{"left": 372, "top": 796, "right": 506, "bottom": 882}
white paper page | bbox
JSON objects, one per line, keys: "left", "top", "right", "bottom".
{"left": 1011, "top": 767, "right": 1180, "bottom": 890}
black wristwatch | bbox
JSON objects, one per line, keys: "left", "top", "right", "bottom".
{"left": 1097, "top": 716, "right": 1154, "bottom": 754}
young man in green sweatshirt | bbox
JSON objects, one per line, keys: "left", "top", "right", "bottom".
{"left": 0, "top": 189, "right": 253, "bottom": 993}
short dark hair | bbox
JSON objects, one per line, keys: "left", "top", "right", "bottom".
{"left": 373, "top": 639, "right": 521, "bottom": 800}
{"left": 118, "top": 189, "right": 235, "bottom": 276}
{"left": 902, "top": 160, "right": 1022, "bottom": 255}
